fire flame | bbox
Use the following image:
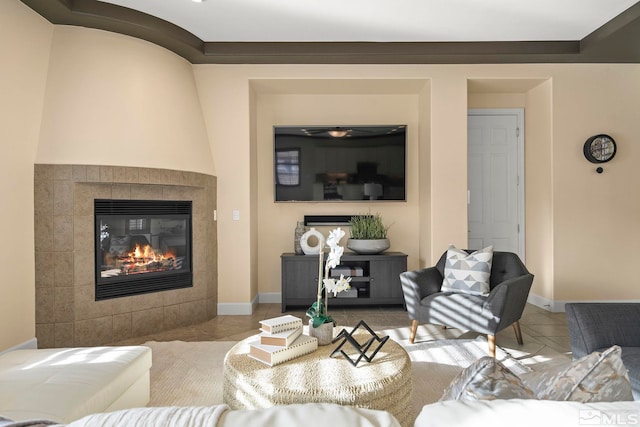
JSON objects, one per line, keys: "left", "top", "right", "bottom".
{"left": 126, "top": 244, "right": 175, "bottom": 266}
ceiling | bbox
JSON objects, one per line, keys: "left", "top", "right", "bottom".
{"left": 98, "top": 0, "right": 637, "bottom": 43}
{"left": 20, "top": 0, "right": 640, "bottom": 64}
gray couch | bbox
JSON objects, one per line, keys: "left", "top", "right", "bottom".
{"left": 565, "top": 302, "right": 640, "bottom": 400}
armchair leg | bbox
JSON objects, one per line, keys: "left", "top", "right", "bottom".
{"left": 512, "top": 321, "right": 524, "bottom": 345}
{"left": 409, "top": 320, "right": 419, "bottom": 344}
{"left": 487, "top": 335, "right": 496, "bottom": 358}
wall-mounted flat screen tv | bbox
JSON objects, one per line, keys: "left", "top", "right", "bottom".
{"left": 274, "top": 125, "right": 406, "bottom": 202}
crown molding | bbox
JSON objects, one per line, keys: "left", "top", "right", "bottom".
{"left": 20, "top": 0, "right": 640, "bottom": 64}
{"left": 200, "top": 41, "right": 582, "bottom": 64}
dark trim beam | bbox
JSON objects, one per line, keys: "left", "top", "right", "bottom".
{"left": 19, "top": 0, "right": 640, "bottom": 64}
{"left": 201, "top": 41, "right": 581, "bottom": 64}
{"left": 580, "top": 1, "right": 640, "bottom": 62}
{"left": 21, "top": 0, "right": 204, "bottom": 62}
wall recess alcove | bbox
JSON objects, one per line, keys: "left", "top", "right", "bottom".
{"left": 251, "top": 78, "right": 430, "bottom": 300}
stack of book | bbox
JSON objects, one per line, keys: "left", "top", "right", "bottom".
{"left": 248, "top": 315, "right": 318, "bottom": 366}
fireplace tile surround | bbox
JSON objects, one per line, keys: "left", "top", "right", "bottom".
{"left": 34, "top": 164, "right": 217, "bottom": 348}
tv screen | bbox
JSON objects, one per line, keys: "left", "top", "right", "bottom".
{"left": 274, "top": 125, "right": 406, "bottom": 202}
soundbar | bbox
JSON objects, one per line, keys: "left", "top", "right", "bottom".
{"left": 304, "top": 215, "right": 354, "bottom": 226}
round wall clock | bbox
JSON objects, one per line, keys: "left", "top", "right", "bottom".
{"left": 583, "top": 134, "right": 616, "bottom": 164}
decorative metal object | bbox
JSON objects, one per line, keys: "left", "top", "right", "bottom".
{"left": 330, "top": 320, "right": 389, "bottom": 366}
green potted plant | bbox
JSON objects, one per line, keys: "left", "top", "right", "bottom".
{"left": 347, "top": 212, "right": 391, "bottom": 254}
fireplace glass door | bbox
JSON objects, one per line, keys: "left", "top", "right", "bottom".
{"left": 95, "top": 199, "right": 193, "bottom": 300}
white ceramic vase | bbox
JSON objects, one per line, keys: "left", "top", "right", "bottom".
{"left": 300, "top": 228, "right": 325, "bottom": 255}
{"left": 308, "top": 320, "right": 334, "bottom": 346}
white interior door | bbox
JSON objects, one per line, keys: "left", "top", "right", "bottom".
{"left": 468, "top": 109, "right": 525, "bottom": 259}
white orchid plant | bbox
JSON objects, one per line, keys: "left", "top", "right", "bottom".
{"left": 306, "top": 227, "right": 352, "bottom": 328}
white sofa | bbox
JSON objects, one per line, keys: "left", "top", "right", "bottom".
{"left": 0, "top": 404, "right": 401, "bottom": 427}
{"left": 414, "top": 399, "right": 640, "bottom": 427}
{"left": 8, "top": 400, "right": 640, "bottom": 427}
{"left": 4, "top": 400, "right": 640, "bottom": 427}
{"left": 0, "top": 346, "right": 151, "bottom": 423}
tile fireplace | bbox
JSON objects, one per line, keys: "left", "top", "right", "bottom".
{"left": 34, "top": 164, "right": 217, "bottom": 348}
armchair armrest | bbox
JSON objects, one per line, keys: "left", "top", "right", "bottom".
{"left": 400, "top": 267, "right": 443, "bottom": 298}
{"left": 566, "top": 303, "right": 640, "bottom": 359}
{"left": 400, "top": 267, "right": 443, "bottom": 317}
{"left": 485, "top": 273, "right": 534, "bottom": 330}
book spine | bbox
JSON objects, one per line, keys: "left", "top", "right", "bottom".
{"left": 272, "top": 336, "right": 317, "bottom": 365}
{"left": 260, "top": 326, "right": 302, "bottom": 347}
{"left": 248, "top": 336, "right": 318, "bottom": 366}
{"left": 262, "top": 319, "right": 303, "bottom": 334}
{"left": 248, "top": 346, "right": 272, "bottom": 365}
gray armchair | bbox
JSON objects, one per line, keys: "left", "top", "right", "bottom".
{"left": 400, "top": 250, "right": 534, "bottom": 357}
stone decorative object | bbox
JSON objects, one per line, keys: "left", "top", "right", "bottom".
{"left": 346, "top": 238, "right": 390, "bottom": 254}
{"left": 331, "top": 320, "right": 390, "bottom": 366}
{"left": 300, "top": 227, "right": 325, "bottom": 255}
{"left": 294, "top": 221, "right": 306, "bottom": 255}
{"left": 308, "top": 320, "right": 334, "bottom": 346}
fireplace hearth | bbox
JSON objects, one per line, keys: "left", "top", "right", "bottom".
{"left": 95, "top": 199, "right": 193, "bottom": 300}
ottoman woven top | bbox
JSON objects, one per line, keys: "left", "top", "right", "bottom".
{"left": 223, "top": 331, "right": 413, "bottom": 427}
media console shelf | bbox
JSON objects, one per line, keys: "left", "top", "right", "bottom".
{"left": 280, "top": 252, "right": 407, "bottom": 312}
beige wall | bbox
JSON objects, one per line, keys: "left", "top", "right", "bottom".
{"left": 194, "top": 68, "right": 254, "bottom": 310}
{"left": 36, "top": 26, "right": 214, "bottom": 176}
{"left": 195, "top": 64, "right": 640, "bottom": 311}
{"left": 524, "top": 81, "right": 554, "bottom": 304}
{"left": 0, "top": 0, "right": 53, "bottom": 350}
{"left": 417, "top": 83, "right": 432, "bottom": 267}
{"left": 552, "top": 65, "right": 640, "bottom": 302}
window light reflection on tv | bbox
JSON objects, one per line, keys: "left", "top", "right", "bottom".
{"left": 274, "top": 125, "right": 406, "bottom": 202}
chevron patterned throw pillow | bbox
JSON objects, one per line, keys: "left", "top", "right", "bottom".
{"left": 441, "top": 245, "right": 493, "bottom": 296}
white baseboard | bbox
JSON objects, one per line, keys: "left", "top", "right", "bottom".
{"left": 527, "top": 294, "right": 556, "bottom": 312}
{"left": 528, "top": 294, "right": 640, "bottom": 313}
{"left": 217, "top": 294, "right": 259, "bottom": 315}
{"left": 0, "top": 337, "right": 38, "bottom": 355}
{"left": 258, "top": 292, "right": 281, "bottom": 304}
{"left": 216, "top": 293, "right": 282, "bottom": 314}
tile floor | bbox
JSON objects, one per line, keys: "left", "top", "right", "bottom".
{"left": 113, "top": 302, "right": 572, "bottom": 367}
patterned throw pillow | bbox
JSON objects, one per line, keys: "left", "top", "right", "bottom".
{"left": 535, "top": 345, "right": 633, "bottom": 402}
{"left": 440, "top": 356, "right": 535, "bottom": 401}
{"left": 441, "top": 245, "right": 493, "bottom": 296}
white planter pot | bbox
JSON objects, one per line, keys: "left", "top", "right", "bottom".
{"left": 308, "top": 320, "right": 334, "bottom": 346}
{"left": 346, "top": 238, "right": 390, "bottom": 254}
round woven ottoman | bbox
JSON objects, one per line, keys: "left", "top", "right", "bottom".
{"left": 223, "top": 332, "right": 413, "bottom": 427}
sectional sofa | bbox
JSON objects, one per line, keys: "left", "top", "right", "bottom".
{"left": 565, "top": 302, "right": 640, "bottom": 400}
{"left": 0, "top": 346, "right": 151, "bottom": 423}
